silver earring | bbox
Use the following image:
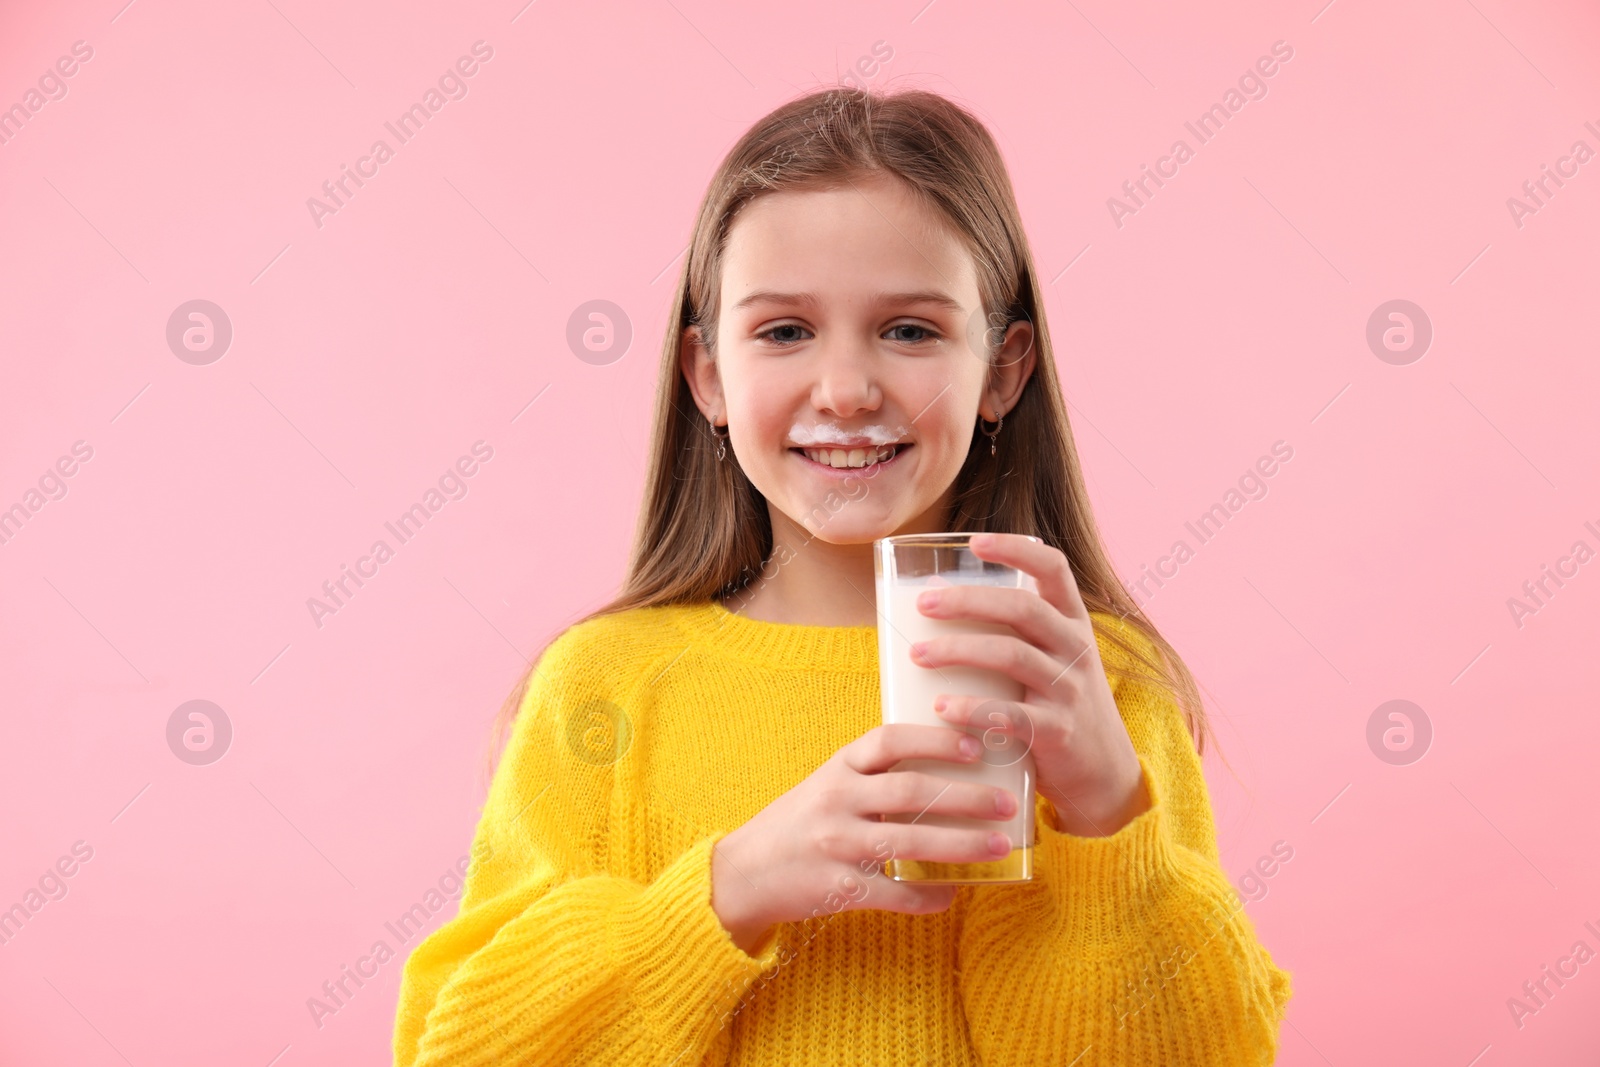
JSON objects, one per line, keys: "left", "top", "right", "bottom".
{"left": 710, "top": 420, "right": 729, "bottom": 461}
{"left": 979, "top": 411, "right": 1003, "bottom": 455}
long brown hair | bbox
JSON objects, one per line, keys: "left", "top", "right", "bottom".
{"left": 482, "top": 85, "right": 1227, "bottom": 788}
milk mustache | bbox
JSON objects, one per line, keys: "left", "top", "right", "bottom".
{"left": 874, "top": 536, "right": 1038, "bottom": 884}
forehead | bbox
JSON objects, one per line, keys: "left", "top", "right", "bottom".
{"left": 719, "top": 176, "right": 979, "bottom": 313}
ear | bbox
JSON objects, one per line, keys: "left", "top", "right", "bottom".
{"left": 983, "top": 319, "right": 1037, "bottom": 419}
{"left": 679, "top": 324, "right": 726, "bottom": 424}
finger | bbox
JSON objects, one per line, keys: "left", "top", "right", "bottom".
{"left": 842, "top": 723, "right": 982, "bottom": 775}
{"left": 932, "top": 694, "right": 1050, "bottom": 749}
{"left": 912, "top": 632, "right": 1067, "bottom": 693}
{"left": 863, "top": 820, "right": 1016, "bottom": 867}
{"left": 914, "top": 582, "right": 1076, "bottom": 662}
{"left": 854, "top": 768, "right": 1019, "bottom": 822}
{"left": 967, "top": 532, "right": 1089, "bottom": 624}
{"left": 898, "top": 885, "right": 959, "bottom": 913}
{"left": 857, "top": 881, "right": 957, "bottom": 916}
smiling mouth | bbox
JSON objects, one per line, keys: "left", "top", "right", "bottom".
{"left": 791, "top": 443, "right": 909, "bottom": 470}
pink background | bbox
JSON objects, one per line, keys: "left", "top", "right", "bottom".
{"left": 3, "top": 0, "right": 1598, "bottom": 1063}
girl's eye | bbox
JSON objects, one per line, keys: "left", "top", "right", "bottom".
{"left": 754, "top": 323, "right": 943, "bottom": 348}
{"left": 885, "top": 323, "right": 940, "bottom": 345}
{"left": 757, "top": 324, "right": 810, "bottom": 347}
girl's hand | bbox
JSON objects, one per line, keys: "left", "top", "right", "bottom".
{"left": 711, "top": 723, "right": 1020, "bottom": 955}
{"left": 909, "top": 532, "right": 1151, "bottom": 839}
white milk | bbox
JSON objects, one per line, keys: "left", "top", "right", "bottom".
{"left": 876, "top": 573, "right": 1035, "bottom": 883}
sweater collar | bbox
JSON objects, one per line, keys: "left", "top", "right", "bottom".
{"left": 671, "top": 599, "right": 879, "bottom": 672}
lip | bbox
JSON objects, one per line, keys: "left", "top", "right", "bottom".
{"left": 790, "top": 443, "right": 912, "bottom": 477}
{"left": 789, "top": 437, "right": 892, "bottom": 449}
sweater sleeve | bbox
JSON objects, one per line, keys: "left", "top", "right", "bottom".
{"left": 953, "top": 619, "right": 1293, "bottom": 1066}
{"left": 392, "top": 628, "right": 788, "bottom": 1067}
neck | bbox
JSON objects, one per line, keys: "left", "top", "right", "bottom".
{"left": 723, "top": 495, "right": 952, "bottom": 627}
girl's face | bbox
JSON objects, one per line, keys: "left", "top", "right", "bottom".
{"left": 682, "top": 171, "right": 1035, "bottom": 545}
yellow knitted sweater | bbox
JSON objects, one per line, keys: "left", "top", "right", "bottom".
{"left": 393, "top": 600, "right": 1292, "bottom": 1065}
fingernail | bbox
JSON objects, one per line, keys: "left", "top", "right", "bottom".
{"left": 988, "top": 832, "right": 1012, "bottom": 855}
{"left": 995, "top": 790, "right": 1017, "bottom": 817}
{"left": 918, "top": 590, "right": 941, "bottom": 610}
{"left": 933, "top": 696, "right": 948, "bottom": 713}
{"left": 959, "top": 735, "right": 980, "bottom": 758}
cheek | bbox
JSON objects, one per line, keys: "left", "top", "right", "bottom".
{"left": 912, "top": 361, "right": 985, "bottom": 429}
{"left": 747, "top": 416, "right": 794, "bottom": 459}
{"left": 925, "top": 428, "right": 974, "bottom": 479}
{"left": 722, "top": 379, "right": 803, "bottom": 492}
{"left": 722, "top": 374, "right": 788, "bottom": 440}
{"left": 917, "top": 403, "right": 978, "bottom": 464}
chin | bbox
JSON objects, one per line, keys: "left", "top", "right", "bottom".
{"left": 794, "top": 525, "right": 875, "bottom": 546}
{"left": 780, "top": 508, "right": 872, "bottom": 542}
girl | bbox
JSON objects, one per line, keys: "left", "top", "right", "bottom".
{"left": 394, "top": 86, "right": 1292, "bottom": 1066}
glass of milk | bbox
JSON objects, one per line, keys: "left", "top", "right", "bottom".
{"left": 873, "top": 532, "right": 1041, "bottom": 884}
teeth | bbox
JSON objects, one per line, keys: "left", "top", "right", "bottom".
{"left": 801, "top": 445, "right": 899, "bottom": 469}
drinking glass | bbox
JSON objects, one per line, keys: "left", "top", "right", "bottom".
{"left": 873, "top": 532, "right": 1040, "bottom": 884}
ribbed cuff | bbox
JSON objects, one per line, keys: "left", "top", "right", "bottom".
{"left": 1032, "top": 753, "right": 1191, "bottom": 953}
{"left": 611, "top": 834, "right": 789, "bottom": 1042}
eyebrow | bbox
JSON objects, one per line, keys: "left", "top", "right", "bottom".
{"left": 731, "top": 289, "right": 966, "bottom": 315}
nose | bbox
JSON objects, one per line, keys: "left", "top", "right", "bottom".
{"left": 809, "top": 339, "right": 881, "bottom": 418}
